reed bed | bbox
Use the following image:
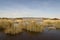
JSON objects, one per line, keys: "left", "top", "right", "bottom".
{"left": 0, "top": 19, "right": 60, "bottom": 35}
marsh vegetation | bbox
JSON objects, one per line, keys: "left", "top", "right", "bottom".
{"left": 0, "top": 18, "right": 60, "bottom": 35}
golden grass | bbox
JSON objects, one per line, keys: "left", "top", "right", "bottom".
{"left": 0, "top": 19, "right": 60, "bottom": 35}
{"left": 43, "top": 20, "right": 60, "bottom": 29}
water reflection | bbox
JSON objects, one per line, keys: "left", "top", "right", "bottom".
{"left": 0, "top": 29, "right": 60, "bottom": 40}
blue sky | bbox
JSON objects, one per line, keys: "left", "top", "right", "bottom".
{"left": 0, "top": 0, "right": 60, "bottom": 18}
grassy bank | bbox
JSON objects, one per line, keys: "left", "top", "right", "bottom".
{"left": 0, "top": 19, "right": 60, "bottom": 35}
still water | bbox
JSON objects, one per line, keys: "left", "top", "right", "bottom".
{"left": 0, "top": 29, "right": 60, "bottom": 40}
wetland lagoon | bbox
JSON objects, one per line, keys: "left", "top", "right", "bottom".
{"left": 0, "top": 18, "right": 60, "bottom": 40}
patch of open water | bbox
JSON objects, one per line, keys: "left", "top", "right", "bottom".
{"left": 0, "top": 29, "right": 60, "bottom": 40}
